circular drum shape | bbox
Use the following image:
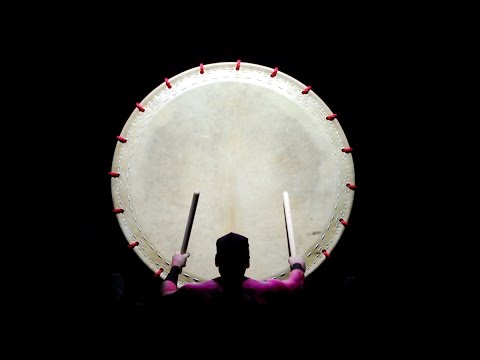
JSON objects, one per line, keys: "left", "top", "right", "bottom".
{"left": 111, "top": 62, "right": 355, "bottom": 286}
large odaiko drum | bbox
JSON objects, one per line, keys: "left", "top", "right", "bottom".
{"left": 111, "top": 61, "right": 355, "bottom": 286}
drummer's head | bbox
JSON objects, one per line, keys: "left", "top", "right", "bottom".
{"left": 215, "top": 232, "right": 250, "bottom": 276}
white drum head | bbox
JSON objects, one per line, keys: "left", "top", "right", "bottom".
{"left": 111, "top": 62, "right": 355, "bottom": 285}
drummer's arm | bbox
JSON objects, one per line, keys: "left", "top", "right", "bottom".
{"left": 261, "top": 256, "right": 305, "bottom": 295}
{"left": 283, "top": 256, "right": 305, "bottom": 290}
{"left": 160, "top": 251, "right": 190, "bottom": 296}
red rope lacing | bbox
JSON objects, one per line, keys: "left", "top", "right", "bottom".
{"left": 135, "top": 102, "right": 145, "bottom": 112}
{"left": 302, "top": 86, "right": 312, "bottom": 94}
{"left": 128, "top": 241, "right": 139, "bottom": 248}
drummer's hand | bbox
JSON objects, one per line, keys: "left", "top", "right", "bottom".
{"left": 172, "top": 251, "right": 190, "bottom": 268}
{"left": 288, "top": 256, "right": 305, "bottom": 271}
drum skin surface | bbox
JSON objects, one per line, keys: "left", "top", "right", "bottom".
{"left": 111, "top": 62, "right": 355, "bottom": 285}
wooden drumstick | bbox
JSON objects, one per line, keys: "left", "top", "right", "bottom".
{"left": 283, "top": 191, "right": 296, "bottom": 257}
{"left": 181, "top": 192, "right": 200, "bottom": 254}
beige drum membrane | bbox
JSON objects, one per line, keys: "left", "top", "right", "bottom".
{"left": 111, "top": 61, "right": 355, "bottom": 286}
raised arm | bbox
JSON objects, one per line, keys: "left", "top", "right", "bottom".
{"left": 283, "top": 256, "right": 306, "bottom": 290}
{"left": 160, "top": 251, "right": 190, "bottom": 296}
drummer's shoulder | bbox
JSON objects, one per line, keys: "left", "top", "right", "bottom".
{"left": 244, "top": 277, "right": 282, "bottom": 289}
{"left": 244, "top": 275, "right": 303, "bottom": 292}
{"left": 181, "top": 279, "right": 220, "bottom": 292}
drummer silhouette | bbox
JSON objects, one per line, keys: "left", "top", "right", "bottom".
{"left": 160, "top": 232, "right": 305, "bottom": 308}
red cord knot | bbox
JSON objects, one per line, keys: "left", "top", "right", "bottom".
{"left": 302, "top": 86, "right": 312, "bottom": 94}
{"left": 199, "top": 63, "right": 204, "bottom": 74}
{"left": 135, "top": 102, "right": 145, "bottom": 112}
{"left": 271, "top": 67, "right": 278, "bottom": 77}
{"left": 165, "top": 78, "right": 172, "bottom": 89}
{"left": 108, "top": 171, "right": 120, "bottom": 178}
{"left": 346, "top": 183, "right": 357, "bottom": 190}
{"left": 116, "top": 135, "right": 127, "bottom": 143}
{"left": 322, "top": 249, "right": 330, "bottom": 258}
{"left": 236, "top": 59, "right": 241, "bottom": 70}
{"left": 342, "top": 147, "right": 353, "bottom": 153}
{"left": 339, "top": 218, "right": 349, "bottom": 227}
{"left": 326, "top": 113, "right": 337, "bottom": 120}
{"left": 112, "top": 208, "right": 124, "bottom": 214}
{"left": 128, "top": 241, "right": 139, "bottom": 249}
{"left": 154, "top": 268, "right": 164, "bottom": 277}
